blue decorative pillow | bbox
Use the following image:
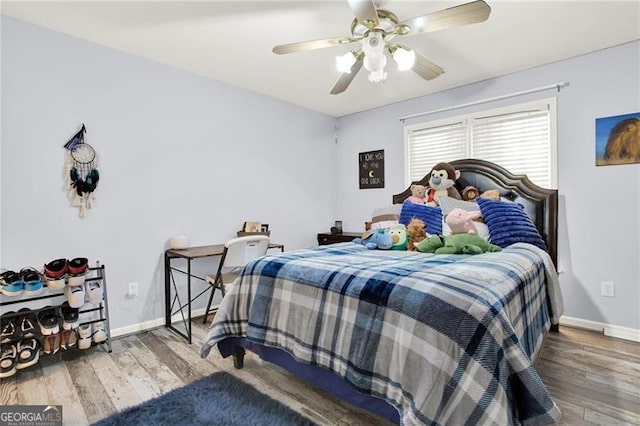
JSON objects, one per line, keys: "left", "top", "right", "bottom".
{"left": 399, "top": 202, "right": 443, "bottom": 235}
{"left": 477, "top": 197, "right": 547, "bottom": 250}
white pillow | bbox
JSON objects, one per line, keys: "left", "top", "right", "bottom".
{"left": 370, "top": 204, "right": 402, "bottom": 230}
{"left": 438, "top": 196, "right": 480, "bottom": 216}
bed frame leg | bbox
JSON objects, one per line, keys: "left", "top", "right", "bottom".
{"left": 233, "top": 346, "right": 245, "bottom": 369}
{"left": 550, "top": 323, "right": 559, "bottom": 332}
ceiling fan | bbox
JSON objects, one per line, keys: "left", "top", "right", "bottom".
{"left": 272, "top": 0, "right": 491, "bottom": 95}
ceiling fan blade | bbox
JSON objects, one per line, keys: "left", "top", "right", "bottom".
{"left": 400, "top": 0, "right": 491, "bottom": 35}
{"left": 273, "top": 36, "right": 355, "bottom": 55}
{"left": 330, "top": 57, "right": 364, "bottom": 95}
{"left": 347, "top": 0, "right": 379, "bottom": 29}
{"left": 412, "top": 52, "right": 445, "bottom": 81}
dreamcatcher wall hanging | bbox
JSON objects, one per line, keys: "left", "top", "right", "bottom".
{"left": 63, "top": 124, "right": 100, "bottom": 217}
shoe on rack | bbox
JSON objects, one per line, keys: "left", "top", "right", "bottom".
{"left": 20, "top": 267, "right": 43, "bottom": 296}
{"left": 42, "top": 333, "right": 61, "bottom": 355}
{"left": 92, "top": 321, "right": 108, "bottom": 344}
{"left": 59, "top": 302, "right": 79, "bottom": 330}
{"left": 64, "top": 284, "right": 85, "bottom": 308}
{"left": 67, "top": 257, "right": 89, "bottom": 275}
{"left": 86, "top": 280, "right": 103, "bottom": 304}
{"left": 1, "top": 311, "right": 19, "bottom": 344}
{"left": 43, "top": 258, "right": 68, "bottom": 279}
{"left": 77, "top": 324, "right": 92, "bottom": 350}
{"left": 17, "top": 308, "right": 38, "bottom": 338}
{"left": 16, "top": 338, "right": 40, "bottom": 369}
{"left": 37, "top": 306, "right": 60, "bottom": 336}
{"left": 61, "top": 328, "right": 78, "bottom": 351}
{"left": 0, "top": 271, "right": 24, "bottom": 297}
{"left": 0, "top": 344, "right": 18, "bottom": 378}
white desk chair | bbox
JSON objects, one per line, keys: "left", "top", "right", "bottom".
{"left": 202, "top": 235, "right": 270, "bottom": 323}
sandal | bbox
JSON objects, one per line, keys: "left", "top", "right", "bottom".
{"left": 1, "top": 311, "right": 19, "bottom": 344}
{"left": 16, "top": 338, "right": 40, "bottom": 369}
{"left": 0, "top": 271, "right": 24, "bottom": 297}
{"left": 20, "top": 267, "right": 43, "bottom": 296}
{"left": 17, "top": 308, "right": 38, "bottom": 338}
{"left": 0, "top": 344, "right": 18, "bottom": 378}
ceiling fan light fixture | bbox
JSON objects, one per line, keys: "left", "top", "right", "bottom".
{"left": 392, "top": 46, "right": 416, "bottom": 71}
{"left": 336, "top": 51, "right": 357, "bottom": 73}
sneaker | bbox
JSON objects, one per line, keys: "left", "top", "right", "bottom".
{"left": 67, "top": 273, "right": 87, "bottom": 287}
{"left": 0, "top": 271, "right": 24, "bottom": 297}
{"left": 17, "top": 308, "right": 37, "bottom": 338}
{"left": 20, "top": 267, "right": 43, "bottom": 296}
{"left": 59, "top": 302, "right": 79, "bottom": 330}
{"left": 86, "top": 280, "right": 103, "bottom": 304}
{"left": 43, "top": 258, "right": 68, "bottom": 279}
{"left": 0, "top": 344, "right": 18, "bottom": 378}
{"left": 16, "top": 338, "right": 40, "bottom": 369}
{"left": 61, "top": 328, "right": 78, "bottom": 351}
{"left": 67, "top": 258, "right": 88, "bottom": 275}
{"left": 37, "top": 306, "right": 60, "bottom": 336}
{"left": 77, "top": 324, "right": 92, "bottom": 350}
{"left": 42, "top": 333, "right": 60, "bottom": 355}
{"left": 64, "top": 285, "right": 85, "bottom": 308}
{"left": 92, "top": 321, "right": 108, "bottom": 344}
{"left": 1, "top": 312, "right": 19, "bottom": 344}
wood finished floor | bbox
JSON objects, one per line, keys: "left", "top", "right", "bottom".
{"left": 1, "top": 322, "right": 639, "bottom": 426}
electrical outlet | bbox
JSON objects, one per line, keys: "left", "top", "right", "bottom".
{"left": 600, "top": 281, "right": 615, "bottom": 298}
{"left": 128, "top": 281, "right": 139, "bottom": 298}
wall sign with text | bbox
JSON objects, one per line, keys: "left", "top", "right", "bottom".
{"left": 359, "top": 150, "right": 385, "bottom": 189}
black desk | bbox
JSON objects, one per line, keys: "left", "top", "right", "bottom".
{"left": 164, "top": 243, "right": 284, "bottom": 343}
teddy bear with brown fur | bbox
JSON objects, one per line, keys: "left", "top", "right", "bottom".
{"left": 406, "top": 218, "right": 427, "bottom": 251}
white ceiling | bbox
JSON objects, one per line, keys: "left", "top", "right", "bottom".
{"left": 2, "top": 1, "right": 639, "bottom": 117}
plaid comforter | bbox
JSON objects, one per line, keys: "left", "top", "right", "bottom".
{"left": 201, "top": 242, "right": 563, "bottom": 425}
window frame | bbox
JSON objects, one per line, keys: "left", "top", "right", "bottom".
{"left": 403, "top": 97, "right": 558, "bottom": 189}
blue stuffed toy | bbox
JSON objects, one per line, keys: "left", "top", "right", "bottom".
{"left": 352, "top": 229, "right": 393, "bottom": 250}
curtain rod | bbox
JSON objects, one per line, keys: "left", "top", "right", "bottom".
{"left": 398, "top": 81, "right": 570, "bottom": 123}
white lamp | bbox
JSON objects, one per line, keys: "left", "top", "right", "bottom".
{"left": 392, "top": 46, "right": 416, "bottom": 71}
{"left": 336, "top": 51, "right": 357, "bottom": 73}
{"left": 361, "top": 32, "right": 387, "bottom": 82}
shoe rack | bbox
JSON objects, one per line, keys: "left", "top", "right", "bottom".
{"left": 0, "top": 262, "right": 112, "bottom": 377}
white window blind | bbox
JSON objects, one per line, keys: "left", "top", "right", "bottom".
{"left": 404, "top": 98, "right": 557, "bottom": 188}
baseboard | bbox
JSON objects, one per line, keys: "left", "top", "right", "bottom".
{"left": 110, "top": 307, "right": 209, "bottom": 338}
{"left": 560, "top": 316, "right": 640, "bottom": 343}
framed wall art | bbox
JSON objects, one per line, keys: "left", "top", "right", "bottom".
{"left": 595, "top": 112, "right": 640, "bottom": 166}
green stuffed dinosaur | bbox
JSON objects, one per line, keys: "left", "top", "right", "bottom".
{"left": 414, "top": 234, "right": 501, "bottom": 255}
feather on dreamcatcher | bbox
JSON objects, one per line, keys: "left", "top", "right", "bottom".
{"left": 64, "top": 124, "right": 100, "bottom": 217}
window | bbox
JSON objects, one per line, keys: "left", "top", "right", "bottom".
{"left": 404, "top": 98, "right": 557, "bottom": 188}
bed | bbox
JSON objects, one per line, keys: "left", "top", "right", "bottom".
{"left": 201, "top": 159, "right": 563, "bottom": 425}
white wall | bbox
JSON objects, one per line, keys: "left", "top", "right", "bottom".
{"left": 335, "top": 41, "right": 640, "bottom": 332}
{"left": 1, "top": 16, "right": 337, "bottom": 330}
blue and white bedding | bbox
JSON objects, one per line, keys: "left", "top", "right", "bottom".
{"left": 201, "top": 242, "right": 563, "bottom": 425}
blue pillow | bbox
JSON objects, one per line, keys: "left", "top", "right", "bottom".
{"left": 477, "top": 197, "right": 547, "bottom": 250}
{"left": 399, "top": 202, "right": 443, "bottom": 235}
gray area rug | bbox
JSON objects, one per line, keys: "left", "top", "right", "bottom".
{"left": 93, "top": 371, "right": 317, "bottom": 426}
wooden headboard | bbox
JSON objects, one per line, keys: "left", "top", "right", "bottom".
{"left": 392, "top": 159, "right": 558, "bottom": 266}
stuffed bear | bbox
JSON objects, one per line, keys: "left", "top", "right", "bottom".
{"left": 388, "top": 227, "right": 408, "bottom": 250}
{"left": 352, "top": 228, "right": 393, "bottom": 250}
{"left": 446, "top": 208, "right": 482, "bottom": 235}
{"left": 461, "top": 186, "right": 479, "bottom": 201}
{"left": 407, "top": 184, "right": 427, "bottom": 204}
{"left": 414, "top": 234, "right": 501, "bottom": 255}
{"left": 405, "top": 218, "right": 427, "bottom": 251}
{"left": 426, "top": 162, "right": 462, "bottom": 206}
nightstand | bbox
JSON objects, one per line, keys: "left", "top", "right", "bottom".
{"left": 317, "top": 232, "right": 362, "bottom": 245}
